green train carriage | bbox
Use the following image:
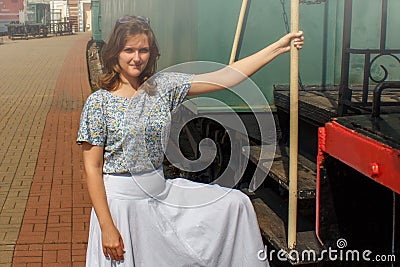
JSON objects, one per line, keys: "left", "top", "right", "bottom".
{"left": 91, "top": 0, "right": 400, "bottom": 265}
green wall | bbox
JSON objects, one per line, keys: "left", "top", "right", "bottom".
{"left": 100, "top": 0, "right": 197, "bottom": 68}
{"left": 99, "top": 0, "right": 400, "bottom": 108}
{"left": 195, "top": 0, "right": 330, "bottom": 108}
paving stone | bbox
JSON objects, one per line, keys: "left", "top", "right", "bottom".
{"left": 0, "top": 33, "right": 92, "bottom": 266}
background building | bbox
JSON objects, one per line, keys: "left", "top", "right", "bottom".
{"left": 0, "top": 0, "right": 24, "bottom": 34}
{"left": 0, "top": 0, "right": 91, "bottom": 35}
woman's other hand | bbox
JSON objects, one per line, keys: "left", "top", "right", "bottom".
{"left": 277, "top": 31, "right": 304, "bottom": 53}
{"left": 102, "top": 224, "right": 125, "bottom": 262}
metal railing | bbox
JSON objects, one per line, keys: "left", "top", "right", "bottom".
{"left": 338, "top": 0, "right": 400, "bottom": 116}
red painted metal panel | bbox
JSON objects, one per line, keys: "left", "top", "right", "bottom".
{"left": 323, "top": 120, "right": 400, "bottom": 194}
{"left": 315, "top": 127, "right": 325, "bottom": 246}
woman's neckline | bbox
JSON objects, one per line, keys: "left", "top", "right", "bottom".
{"left": 102, "top": 89, "right": 143, "bottom": 99}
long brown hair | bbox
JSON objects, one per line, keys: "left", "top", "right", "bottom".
{"left": 97, "top": 16, "right": 160, "bottom": 91}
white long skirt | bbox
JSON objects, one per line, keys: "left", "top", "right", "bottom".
{"left": 86, "top": 169, "right": 269, "bottom": 267}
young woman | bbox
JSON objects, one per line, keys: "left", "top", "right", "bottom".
{"left": 77, "top": 15, "right": 303, "bottom": 266}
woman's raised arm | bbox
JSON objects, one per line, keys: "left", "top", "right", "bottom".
{"left": 188, "top": 31, "right": 303, "bottom": 96}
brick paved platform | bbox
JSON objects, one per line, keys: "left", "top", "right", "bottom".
{"left": 0, "top": 33, "right": 92, "bottom": 266}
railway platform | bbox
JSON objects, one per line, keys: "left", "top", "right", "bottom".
{"left": 0, "top": 33, "right": 92, "bottom": 266}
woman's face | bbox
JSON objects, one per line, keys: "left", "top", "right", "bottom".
{"left": 118, "top": 33, "right": 150, "bottom": 83}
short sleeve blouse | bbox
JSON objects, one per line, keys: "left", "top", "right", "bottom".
{"left": 76, "top": 72, "right": 194, "bottom": 174}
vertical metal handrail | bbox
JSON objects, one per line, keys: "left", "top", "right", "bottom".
{"left": 229, "top": 0, "right": 249, "bottom": 64}
{"left": 288, "top": 0, "right": 299, "bottom": 250}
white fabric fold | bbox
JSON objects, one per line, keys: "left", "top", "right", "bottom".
{"left": 86, "top": 170, "right": 269, "bottom": 267}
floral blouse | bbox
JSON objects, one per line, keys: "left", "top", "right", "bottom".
{"left": 77, "top": 72, "right": 194, "bottom": 174}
